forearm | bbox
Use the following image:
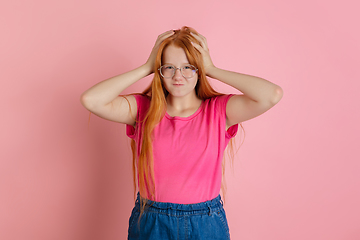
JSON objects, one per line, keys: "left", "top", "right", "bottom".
{"left": 81, "top": 63, "right": 152, "bottom": 107}
{"left": 207, "top": 67, "right": 283, "bottom": 104}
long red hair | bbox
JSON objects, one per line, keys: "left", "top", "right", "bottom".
{"left": 85, "top": 26, "right": 245, "bottom": 226}
{"left": 129, "top": 26, "right": 244, "bottom": 219}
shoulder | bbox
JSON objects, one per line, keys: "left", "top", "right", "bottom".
{"left": 133, "top": 94, "right": 151, "bottom": 103}
{"left": 201, "top": 94, "right": 235, "bottom": 118}
{"left": 205, "top": 94, "right": 235, "bottom": 108}
{"left": 133, "top": 94, "right": 151, "bottom": 110}
{"left": 128, "top": 94, "right": 151, "bottom": 122}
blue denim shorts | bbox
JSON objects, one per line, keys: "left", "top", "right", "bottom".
{"left": 128, "top": 192, "right": 231, "bottom": 240}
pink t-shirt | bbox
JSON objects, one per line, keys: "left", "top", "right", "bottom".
{"left": 126, "top": 94, "right": 238, "bottom": 204}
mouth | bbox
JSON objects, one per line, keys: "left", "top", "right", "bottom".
{"left": 173, "top": 83, "right": 183, "bottom": 86}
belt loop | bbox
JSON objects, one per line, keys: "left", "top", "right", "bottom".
{"left": 220, "top": 199, "right": 224, "bottom": 206}
{"left": 206, "top": 202, "right": 212, "bottom": 216}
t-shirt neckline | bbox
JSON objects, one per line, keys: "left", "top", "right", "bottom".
{"left": 165, "top": 100, "right": 204, "bottom": 121}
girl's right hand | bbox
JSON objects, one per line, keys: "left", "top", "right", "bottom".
{"left": 145, "top": 30, "right": 175, "bottom": 73}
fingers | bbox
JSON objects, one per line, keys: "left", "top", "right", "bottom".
{"left": 190, "top": 32, "right": 214, "bottom": 72}
{"left": 146, "top": 30, "right": 175, "bottom": 71}
{"left": 160, "top": 29, "right": 175, "bottom": 36}
{"left": 155, "top": 30, "right": 175, "bottom": 46}
{"left": 190, "top": 32, "right": 208, "bottom": 51}
{"left": 191, "top": 32, "right": 206, "bottom": 42}
{"left": 158, "top": 30, "right": 175, "bottom": 39}
{"left": 191, "top": 41, "right": 204, "bottom": 54}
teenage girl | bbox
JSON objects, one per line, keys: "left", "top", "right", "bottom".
{"left": 80, "top": 26, "right": 283, "bottom": 240}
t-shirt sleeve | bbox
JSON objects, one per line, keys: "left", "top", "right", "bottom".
{"left": 217, "top": 94, "right": 239, "bottom": 139}
{"left": 126, "top": 94, "right": 150, "bottom": 139}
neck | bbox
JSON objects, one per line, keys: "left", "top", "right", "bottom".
{"left": 166, "top": 93, "right": 202, "bottom": 111}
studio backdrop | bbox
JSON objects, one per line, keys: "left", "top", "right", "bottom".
{"left": 1, "top": 0, "right": 359, "bottom": 240}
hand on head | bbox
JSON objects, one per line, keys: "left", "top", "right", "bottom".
{"left": 146, "top": 30, "right": 175, "bottom": 73}
{"left": 145, "top": 27, "right": 215, "bottom": 76}
{"left": 190, "top": 32, "right": 215, "bottom": 74}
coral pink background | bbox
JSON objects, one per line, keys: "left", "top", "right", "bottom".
{"left": 1, "top": 0, "right": 359, "bottom": 239}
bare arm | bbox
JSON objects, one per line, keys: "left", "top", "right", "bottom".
{"left": 80, "top": 64, "right": 151, "bottom": 125}
{"left": 207, "top": 67, "right": 283, "bottom": 126}
{"left": 190, "top": 32, "right": 283, "bottom": 127}
{"left": 80, "top": 30, "right": 175, "bottom": 125}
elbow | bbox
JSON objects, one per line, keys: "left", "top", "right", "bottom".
{"left": 80, "top": 93, "right": 88, "bottom": 107}
{"left": 80, "top": 93, "right": 94, "bottom": 110}
{"left": 270, "top": 86, "right": 283, "bottom": 106}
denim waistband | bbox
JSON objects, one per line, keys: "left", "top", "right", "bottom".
{"left": 134, "top": 192, "right": 224, "bottom": 216}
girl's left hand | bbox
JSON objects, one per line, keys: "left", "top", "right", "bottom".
{"left": 190, "top": 32, "right": 215, "bottom": 75}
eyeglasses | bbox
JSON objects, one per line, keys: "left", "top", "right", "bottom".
{"left": 158, "top": 64, "right": 198, "bottom": 78}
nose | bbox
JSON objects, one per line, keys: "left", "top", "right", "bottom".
{"left": 173, "top": 68, "right": 183, "bottom": 79}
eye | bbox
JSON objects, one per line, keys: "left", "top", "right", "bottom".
{"left": 183, "top": 65, "right": 192, "bottom": 69}
{"left": 183, "top": 65, "right": 196, "bottom": 71}
{"left": 164, "top": 65, "right": 175, "bottom": 70}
